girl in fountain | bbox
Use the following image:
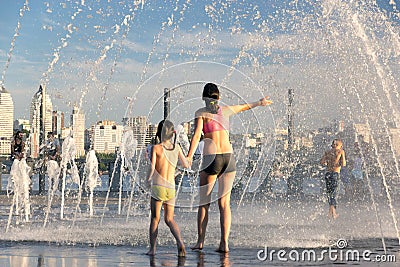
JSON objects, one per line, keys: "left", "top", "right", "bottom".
{"left": 186, "top": 83, "right": 272, "bottom": 253}
{"left": 320, "top": 139, "right": 346, "bottom": 219}
{"left": 146, "top": 119, "right": 189, "bottom": 257}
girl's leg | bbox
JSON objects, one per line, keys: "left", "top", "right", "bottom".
{"left": 217, "top": 171, "right": 235, "bottom": 253}
{"left": 164, "top": 200, "right": 186, "bottom": 256}
{"left": 146, "top": 198, "right": 163, "bottom": 255}
{"left": 191, "top": 171, "right": 217, "bottom": 250}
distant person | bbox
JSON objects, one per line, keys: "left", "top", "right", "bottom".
{"left": 193, "top": 135, "right": 204, "bottom": 160}
{"left": 10, "top": 131, "right": 25, "bottom": 161}
{"left": 146, "top": 120, "right": 189, "bottom": 257}
{"left": 46, "top": 132, "right": 61, "bottom": 162}
{"left": 9, "top": 130, "right": 31, "bottom": 220}
{"left": 351, "top": 143, "right": 364, "bottom": 197}
{"left": 340, "top": 165, "right": 352, "bottom": 198}
{"left": 45, "top": 132, "right": 61, "bottom": 194}
{"left": 320, "top": 139, "right": 346, "bottom": 219}
{"left": 186, "top": 82, "right": 272, "bottom": 252}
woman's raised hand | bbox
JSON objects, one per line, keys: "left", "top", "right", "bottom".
{"left": 259, "top": 96, "right": 273, "bottom": 106}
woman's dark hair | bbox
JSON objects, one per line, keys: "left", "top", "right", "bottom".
{"left": 202, "top": 83, "right": 220, "bottom": 114}
{"left": 155, "top": 119, "right": 176, "bottom": 150}
{"left": 14, "top": 131, "right": 22, "bottom": 139}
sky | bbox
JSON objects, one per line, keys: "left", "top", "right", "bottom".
{"left": 0, "top": 0, "right": 399, "bottom": 132}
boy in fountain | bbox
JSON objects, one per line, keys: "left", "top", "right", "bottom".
{"left": 320, "top": 139, "right": 346, "bottom": 219}
{"left": 146, "top": 120, "right": 189, "bottom": 257}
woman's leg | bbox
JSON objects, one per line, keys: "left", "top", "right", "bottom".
{"left": 217, "top": 171, "right": 235, "bottom": 252}
{"left": 164, "top": 200, "right": 186, "bottom": 256}
{"left": 146, "top": 198, "right": 163, "bottom": 255}
{"left": 191, "top": 171, "right": 217, "bottom": 250}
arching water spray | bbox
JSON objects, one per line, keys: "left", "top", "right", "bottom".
{"left": 78, "top": 2, "right": 144, "bottom": 115}
{"left": 0, "top": 0, "right": 29, "bottom": 87}
{"left": 121, "top": 126, "right": 138, "bottom": 218}
{"left": 174, "top": 124, "right": 191, "bottom": 199}
{"left": 85, "top": 150, "right": 101, "bottom": 217}
{"left": 342, "top": 1, "right": 400, "bottom": 246}
{"left": 6, "top": 158, "right": 31, "bottom": 232}
{"left": 43, "top": 133, "right": 80, "bottom": 226}
{"left": 40, "top": 2, "right": 84, "bottom": 87}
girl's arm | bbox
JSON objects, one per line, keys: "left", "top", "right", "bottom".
{"left": 187, "top": 115, "right": 204, "bottom": 163}
{"left": 225, "top": 96, "right": 272, "bottom": 116}
{"left": 178, "top": 145, "right": 189, "bottom": 169}
{"left": 146, "top": 146, "right": 156, "bottom": 186}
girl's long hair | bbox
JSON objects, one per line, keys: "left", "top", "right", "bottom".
{"left": 202, "top": 83, "right": 220, "bottom": 114}
{"left": 155, "top": 119, "right": 176, "bottom": 150}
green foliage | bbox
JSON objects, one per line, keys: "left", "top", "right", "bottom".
{"left": 98, "top": 162, "right": 107, "bottom": 172}
{"left": 95, "top": 153, "right": 115, "bottom": 172}
{"left": 95, "top": 153, "right": 115, "bottom": 160}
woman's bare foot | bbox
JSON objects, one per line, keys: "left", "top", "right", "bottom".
{"left": 178, "top": 245, "right": 186, "bottom": 257}
{"left": 190, "top": 242, "right": 203, "bottom": 250}
{"left": 215, "top": 242, "right": 229, "bottom": 253}
{"left": 146, "top": 249, "right": 156, "bottom": 256}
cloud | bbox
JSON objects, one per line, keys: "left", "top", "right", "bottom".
{"left": 121, "top": 39, "right": 151, "bottom": 54}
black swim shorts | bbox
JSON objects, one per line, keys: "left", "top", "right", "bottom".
{"left": 200, "top": 153, "right": 236, "bottom": 175}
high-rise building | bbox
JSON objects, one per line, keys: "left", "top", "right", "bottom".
{"left": 91, "top": 120, "right": 123, "bottom": 154}
{"left": 71, "top": 105, "right": 85, "bottom": 157}
{"left": 84, "top": 128, "right": 91, "bottom": 150}
{"left": 146, "top": 123, "right": 157, "bottom": 145}
{"left": 29, "top": 85, "right": 53, "bottom": 158}
{"left": 0, "top": 86, "right": 14, "bottom": 156}
{"left": 52, "top": 110, "right": 64, "bottom": 137}
{"left": 123, "top": 116, "right": 149, "bottom": 149}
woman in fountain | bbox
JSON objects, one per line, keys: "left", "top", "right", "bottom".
{"left": 10, "top": 131, "right": 25, "bottom": 161}
{"left": 146, "top": 119, "right": 189, "bottom": 257}
{"left": 186, "top": 83, "right": 272, "bottom": 253}
{"left": 320, "top": 139, "right": 346, "bottom": 219}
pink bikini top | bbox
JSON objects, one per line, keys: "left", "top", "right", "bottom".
{"left": 203, "top": 107, "right": 229, "bottom": 134}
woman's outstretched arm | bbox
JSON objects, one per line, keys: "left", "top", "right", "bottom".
{"left": 225, "top": 96, "right": 272, "bottom": 116}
